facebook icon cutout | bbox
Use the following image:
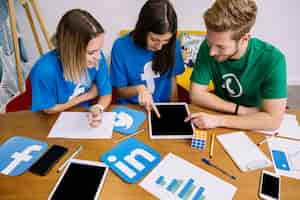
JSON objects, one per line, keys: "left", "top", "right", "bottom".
{"left": 113, "top": 106, "right": 146, "bottom": 135}
{"left": 0, "top": 136, "right": 48, "bottom": 176}
{"left": 101, "top": 138, "right": 160, "bottom": 183}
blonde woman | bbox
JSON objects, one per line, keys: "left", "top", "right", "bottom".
{"left": 30, "top": 9, "right": 111, "bottom": 127}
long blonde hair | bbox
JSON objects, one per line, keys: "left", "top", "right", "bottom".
{"left": 204, "top": 0, "right": 257, "bottom": 40}
{"left": 55, "top": 9, "right": 104, "bottom": 83}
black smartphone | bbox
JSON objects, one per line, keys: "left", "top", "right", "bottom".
{"left": 30, "top": 145, "right": 68, "bottom": 176}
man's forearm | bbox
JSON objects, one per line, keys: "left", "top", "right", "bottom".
{"left": 191, "top": 91, "right": 237, "bottom": 114}
{"left": 220, "top": 111, "right": 282, "bottom": 130}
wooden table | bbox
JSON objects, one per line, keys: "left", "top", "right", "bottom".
{"left": 0, "top": 105, "right": 299, "bottom": 200}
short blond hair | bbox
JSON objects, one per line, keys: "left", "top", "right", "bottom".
{"left": 204, "top": 0, "right": 257, "bottom": 40}
{"left": 56, "top": 9, "right": 104, "bottom": 83}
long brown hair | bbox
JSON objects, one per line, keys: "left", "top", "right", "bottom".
{"left": 132, "top": 0, "right": 177, "bottom": 75}
{"left": 55, "top": 9, "right": 104, "bottom": 83}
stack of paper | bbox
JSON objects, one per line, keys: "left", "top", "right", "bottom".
{"left": 217, "top": 132, "right": 272, "bottom": 172}
{"left": 255, "top": 114, "right": 300, "bottom": 140}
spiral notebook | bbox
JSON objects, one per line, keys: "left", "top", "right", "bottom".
{"left": 217, "top": 132, "right": 272, "bottom": 172}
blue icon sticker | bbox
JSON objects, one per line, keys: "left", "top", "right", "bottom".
{"left": 113, "top": 106, "right": 146, "bottom": 135}
{"left": 272, "top": 150, "right": 290, "bottom": 171}
{"left": 0, "top": 136, "right": 48, "bottom": 176}
{"left": 101, "top": 138, "right": 160, "bottom": 183}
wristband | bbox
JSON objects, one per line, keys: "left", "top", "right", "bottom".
{"left": 234, "top": 104, "right": 239, "bottom": 115}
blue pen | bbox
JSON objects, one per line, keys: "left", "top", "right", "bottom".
{"left": 201, "top": 158, "right": 236, "bottom": 180}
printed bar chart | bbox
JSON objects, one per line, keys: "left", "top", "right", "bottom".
{"left": 166, "top": 179, "right": 184, "bottom": 193}
{"left": 192, "top": 187, "right": 205, "bottom": 200}
{"left": 156, "top": 176, "right": 166, "bottom": 186}
{"left": 155, "top": 176, "right": 206, "bottom": 200}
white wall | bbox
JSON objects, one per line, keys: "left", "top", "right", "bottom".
{"left": 16, "top": 0, "right": 300, "bottom": 84}
{"left": 254, "top": 0, "right": 300, "bottom": 85}
{"left": 15, "top": 0, "right": 145, "bottom": 65}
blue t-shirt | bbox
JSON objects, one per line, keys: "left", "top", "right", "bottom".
{"left": 30, "top": 50, "right": 111, "bottom": 112}
{"left": 110, "top": 34, "right": 184, "bottom": 104}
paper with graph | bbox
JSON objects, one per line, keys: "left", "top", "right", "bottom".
{"left": 267, "top": 137, "right": 300, "bottom": 179}
{"left": 140, "top": 153, "right": 236, "bottom": 200}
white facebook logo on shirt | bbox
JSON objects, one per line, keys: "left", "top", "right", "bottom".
{"left": 141, "top": 61, "right": 160, "bottom": 93}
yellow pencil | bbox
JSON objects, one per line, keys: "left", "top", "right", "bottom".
{"left": 209, "top": 133, "right": 215, "bottom": 159}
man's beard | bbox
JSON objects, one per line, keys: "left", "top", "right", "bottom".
{"left": 227, "top": 41, "right": 240, "bottom": 60}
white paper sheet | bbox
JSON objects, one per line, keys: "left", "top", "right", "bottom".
{"left": 217, "top": 132, "right": 272, "bottom": 172}
{"left": 48, "top": 112, "right": 116, "bottom": 139}
{"left": 267, "top": 137, "right": 300, "bottom": 179}
{"left": 140, "top": 153, "right": 236, "bottom": 200}
{"left": 254, "top": 114, "right": 300, "bottom": 140}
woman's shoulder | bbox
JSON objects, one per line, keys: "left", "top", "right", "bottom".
{"left": 112, "top": 33, "right": 133, "bottom": 50}
{"left": 31, "top": 50, "right": 61, "bottom": 77}
{"left": 34, "top": 50, "right": 60, "bottom": 66}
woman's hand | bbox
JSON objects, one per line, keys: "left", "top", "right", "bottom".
{"left": 136, "top": 85, "right": 155, "bottom": 111}
{"left": 88, "top": 104, "right": 104, "bottom": 128}
{"left": 138, "top": 89, "right": 155, "bottom": 111}
{"left": 137, "top": 86, "right": 160, "bottom": 117}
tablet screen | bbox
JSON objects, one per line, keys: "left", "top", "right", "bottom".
{"left": 49, "top": 162, "right": 106, "bottom": 200}
{"left": 150, "top": 104, "right": 193, "bottom": 138}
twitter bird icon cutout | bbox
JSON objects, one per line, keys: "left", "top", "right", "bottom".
{"left": 113, "top": 106, "right": 146, "bottom": 135}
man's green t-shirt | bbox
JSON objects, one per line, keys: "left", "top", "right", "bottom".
{"left": 191, "top": 38, "right": 287, "bottom": 107}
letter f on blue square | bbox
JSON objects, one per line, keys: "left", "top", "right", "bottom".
{"left": 0, "top": 136, "right": 48, "bottom": 176}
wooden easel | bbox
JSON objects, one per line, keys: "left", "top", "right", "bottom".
{"left": 7, "top": 0, "right": 53, "bottom": 93}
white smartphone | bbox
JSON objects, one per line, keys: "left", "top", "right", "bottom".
{"left": 259, "top": 170, "right": 280, "bottom": 200}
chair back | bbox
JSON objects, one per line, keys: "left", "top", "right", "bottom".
{"left": 5, "top": 78, "right": 32, "bottom": 112}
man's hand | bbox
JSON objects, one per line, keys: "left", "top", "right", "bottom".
{"left": 185, "top": 112, "right": 224, "bottom": 129}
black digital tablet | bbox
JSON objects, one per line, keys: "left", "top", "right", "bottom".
{"left": 48, "top": 159, "right": 108, "bottom": 200}
{"left": 148, "top": 102, "right": 194, "bottom": 139}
